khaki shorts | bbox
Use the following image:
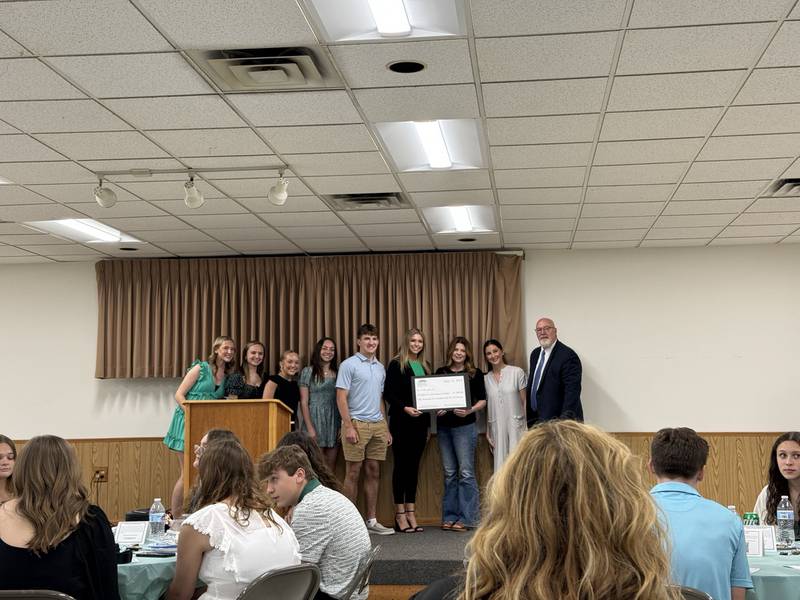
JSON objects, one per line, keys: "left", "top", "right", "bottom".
{"left": 342, "top": 419, "right": 389, "bottom": 462}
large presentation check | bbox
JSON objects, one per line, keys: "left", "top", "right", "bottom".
{"left": 412, "top": 373, "right": 471, "bottom": 411}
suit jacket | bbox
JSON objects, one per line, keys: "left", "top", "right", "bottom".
{"left": 525, "top": 339, "right": 583, "bottom": 425}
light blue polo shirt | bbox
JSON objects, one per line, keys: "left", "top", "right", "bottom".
{"left": 651, "top": 482, "right": 753, "bottom": 600}
{"left": 335, "top": 352, "right": 385, "bottom": 422}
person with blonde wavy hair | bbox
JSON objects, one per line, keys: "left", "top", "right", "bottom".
{"left": 413, "top": 421, "right": 680, "bottom": 600}
{"left": 0, "top": 435, "right": 119, "bottom": 600}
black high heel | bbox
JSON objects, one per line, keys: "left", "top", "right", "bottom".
{"left": 406, "top": 509, "right": 424, "bottom": 532}
{"left": 394, "top": 511, "right": 415, "bottom": 533}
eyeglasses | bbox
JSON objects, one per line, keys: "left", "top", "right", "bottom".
{"left": 193, "top": 444, "right": 205, "bottom": 456}
{"left": 535, "top": 326, "right": 555, "bottom": 334}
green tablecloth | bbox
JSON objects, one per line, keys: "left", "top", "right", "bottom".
{"left": 747, "top": 554, "right": 800, "bottom": 600}
{"left": 117, "top": 555, "right": 176, "bottom": 600}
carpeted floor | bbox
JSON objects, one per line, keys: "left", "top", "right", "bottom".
{"left": 370, "top": 528, "right": 472, "bottom": 585}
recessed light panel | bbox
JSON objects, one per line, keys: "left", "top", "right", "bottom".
{"left": 375, "top": 119, "right": 485, "bottom": 171}
{"left": 24, "top": 219, "right": 143, "bottom": 244}
{"left": 423, "top": 205, "right": 495, "bottom": 234}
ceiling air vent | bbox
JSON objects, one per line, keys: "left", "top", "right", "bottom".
{"left": 323, "top": 192, "right": 412, "bottom": 211}
{"left": 768, "top": 178, "right": 800, "bottom": 196}
{"left": 187, "top": 47, "right": 342, "bottom": 92}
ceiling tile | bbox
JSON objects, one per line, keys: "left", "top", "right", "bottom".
{"left": 0, "top": 30, "right": 29, "bottom": 58}
{"left": 0, "top": 246, "right": 37, "bottom": 257}
{"left": 115, "top": 180, "right": 223, "bottom": 201}
{"left": 0, "top": 135, "right": 64, "bottom": 161}
{"left": 488, "top": 114, "right": 599, "bottom": 145}
{"left": 0, "top": 100, "right": 131, "bottom": 133}
{"left": 135, "top": 0, "right": 316, "bottom": 49}
{"left": 699, "top": 133, "right": 800, "bottom": 160}
{"left": 578, "top": 216, "right": 655, "bottom": 229}
{"left": 0, "top": 0, "right": 170, "bottom": 54}
{"left": 573, "top": 229, "right": 647, "bottom": 241}
{"left": 514, "top": 242, "right": 572, "bottom": 249}
{"left": 628, "top": 0, "right": 787, "bottom": 27}
{"left": 715, "top": 104, "right": 800, "bottom": 136}
{"left": 733, "top": 211, "right": 800, "bottom": 225}
{"left": 476, "top": 32, "right": 618, "bottom": 82}
{"left": 504, "top": 231, "right": 572, "bottom": 243}
{"left": 719, "top": 224, "right": 796, "bottom": 236}
{"left": 208, "top": 177, "right": 312, "bottom": 198}
{"left": 641, "top": 239, "right": 710, "bottom": 247}
{"left": 47, "top": 53, "right": 213, "bottom": 98}
{"left": 664, "top": 199, "right": 752, "bottom": 214}
{"left": 206, "top": 227, "right": 285, "bottom": 242}
{"left": 617, "top": 24, "right": 772, "bottom": 75}
{"left": 498, "top": 188, "right": 582, "bottom": 205}
{"left": 146, "top": 129, "right": 272, "bottom": 158}
{"left": 490, "top": 144, "right": 591, "bottom": 169}
{"left": 0, "top": 186, "right": 52, "bottom": 206}
{"left": 735, "top": 67, "right": 800, "bottom": 105}
{"left": 229, "top": 92, "right": 361, "bottom": 126}
{"left": 80, "top": 159, "right": 184, "bottom": 175}
{"left": 749, "top": 197, "right": 800, "bottom": 212}
{"left": 65, "top": 201, "right": 167, "bottom": 219}
{"left": 589, "top": 163, "right": 686, "bottom": 185}
{"left": 0, "top": 121, "right": 19, "bottom": 134}
{"left": 600, "top": 108, "right": 722, "bottom": 140}
{"left": 759, "top": 21, "right": 800, "bottom": 67}
{"left": 0, "top": 234, "right": 66, "bottom": 245}
{"left": 501, "top": 204, "right": 579, "bottom": 219}
{"left": 101, "top": 216, "right": 192, "bottom": 231}
{"left": 648, "top": 226, "right": 725, "bottom": 239}
{"left": 608, "top": 71, "right": 744, "bottom": 111}
{"left": 572, "top": 241, "right": 640, "bottom": 249}
{"left": 594, "top": 138, "right": 704, "bottom": 165}
{"left": 331, "top": 40, "right": 473, "bottom": 89}
{"left": 296, "top": 239, "right": 368, "bottom": 253}
{"left": 503, "top": 218, "right": 574, "bottom": 232}
{"left": 674, "top": 180, "right": 769, "bottom": 200}
{"left": 304, "top": 174, "right": 400, "bottom": 195}
{"left": 285, "top": 152, "right": 389, "bottom": 176}
{"left": 0, "top": 162, "right": 95, "bottom": 184}
{"left": 495, "top": 167, "right": 586, "bottom": 188}
{"left": 262, "top": 212, "right": 342, "bottom": 227}
{"left": 482, "top": 79, "right": 607, "bottom": 118}
{"left": 339, "top": 209, "right": 420, "bottom": 225}
{"left": 29, "top": 182, "right": 139, "bottom": 204}
{"left": 181, "top": 214, "right": 265, "bottom": 229}
{"left": 156, "top": 241, "right": 235, "bottom": 255}
{"left": 471, "top": 0, "right": 626, "bottom": 36}
{"left": 19, "top": 243, "right": 106, "bottom": 256}
{"left": 710, "top": 236, "right": 783, "bottom": 245}
{"left": 258, "top": 124, "right": 376, "bottom": 154}
{"left": 411, "top": 190, "right": 494, "bottom": 207}
{"left": 103, "top": 96, "right": 246, "bottom": 130}
{"left": 585, "top": 184, "right": 674, "bottom": 203}
{"left": 243, "top": 196, "right": 329, "bottom": 213}
{"left": 0, "top": 58, "right": 83, "bottom": 101}
{"left": 655, "top": 214, "right": 735, "bottom": 228}
{"left": 152, "top": 198, "right": 249, "bottom": 216}
{"left": 399, "top": 171, "right": 490, "bottom": 192}
{"left": 227, "top": 240, "right": 300, "bottom": 254}
{"left": 281, "top": 226, "right": 357, "bottom": 239}
{"left": 125, "top": 229, "right": 213, "bottom": 243}
{"left": 684, "top": 158, "right": 790, "bottom": 183}
{"left": 355, "top": 85, "right": 479, "bottom": 122}
{"left": 351, "top": 223, "right": 427, "bottom": 237}
{"left": 364, "top": 236, "right": 435, "bottom": 250}
{"left": 35, "top": 132, "right": 169, "bottom": 161}
{"left": 0, "top": 224, "right": 37, "bottom": 235}
{"left": 581, "top": 202, "right": 663, "bottom": 217}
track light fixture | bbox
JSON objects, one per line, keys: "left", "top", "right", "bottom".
{"left": 267, "top": 171, "right": 289, "bottom": 206}
{"left": 184, "top": 175, "right": 205, "bottom": 209}
{"left": 93, "top": 179, "right": 117, "bottom": 208}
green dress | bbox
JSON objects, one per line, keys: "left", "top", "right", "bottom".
{"left": 163, "top": 360, "right": 226, "bottom": 452}
{"left": 298, "top": 366, "right": 340, "bottom": 448}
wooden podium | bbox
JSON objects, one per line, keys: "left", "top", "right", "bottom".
{"left": 183, "top": 399, "right": 292, "bottom": 495}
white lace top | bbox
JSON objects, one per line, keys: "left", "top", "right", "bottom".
{"left": 183, "top": 502, "right": 301, "bottom": 600}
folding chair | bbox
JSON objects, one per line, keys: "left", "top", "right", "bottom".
{"left": 235, "top": 563, "right": 321, "bottom": 600}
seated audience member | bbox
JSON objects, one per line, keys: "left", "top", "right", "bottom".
{"left": 753, "top": 431, "right": 800, "bottom": 539}
{"left": 0, "top": 435, "right": 119, "bottom": 600}
{"left": 186, "top": 429, "right": 242, "bottom": 514}
{"left": 650, "top": 427, "right": 752, "bottom": 600}
{"left": 167, "top": 439, "right": 300, "bottom": 600}
{"left": 277, "top": 431, "right": 342, "bottom": 492}
{"left": 225, "top": 341, "right": 266, "bottom": 399}
{"left": 264, "top": 350, "right": 302, "bottom": 430}
{"left": 0, "top": 434, "right": 16, "bottom": 504}
{"left": 259, "top": 445, "right": 371, "bottom": 600}
{"left": 412, "top": 421, "right": 679, "bottom": 600}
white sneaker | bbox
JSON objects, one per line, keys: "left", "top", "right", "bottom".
{"left": 366, "top": 520, "right": 395, "bottom": 535}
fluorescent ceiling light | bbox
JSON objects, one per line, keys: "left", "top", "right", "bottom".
{"left": 415, "top": 121, "right": 452, "bottom": 169}
{"left": 450, "top": 206, "right": 472, "bottom": 232}
{"left": 367, "top": 0, "right": 411, "bottom": 36}
{"left": 24, "top": 219, "right": 142, "bottom": 244}
{"left": 0, "top": 176, "right": 13, "bottom": 185}
{"left": 423, "top": 205, "right": 495, "bottom": 234}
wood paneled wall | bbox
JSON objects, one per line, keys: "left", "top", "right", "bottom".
{"left": 15, "top": 433, "right": 774, "bottom": 523}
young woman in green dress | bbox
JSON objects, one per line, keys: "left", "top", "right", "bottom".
{"left": 163, "top": 335, "right": 236, "bottom": 514}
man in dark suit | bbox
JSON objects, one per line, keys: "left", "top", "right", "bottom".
{"left": 526, "top": 317, "right": 583, "bottom": 426}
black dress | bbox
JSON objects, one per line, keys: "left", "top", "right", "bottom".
{"left": 0, "top": 505, "right": 120, "bottom": 600}
{"left": 225, "top": 372, "right": 265, "bottom": 399}
{"left": 268, "top": 374, "right": 301, "bottom": 430}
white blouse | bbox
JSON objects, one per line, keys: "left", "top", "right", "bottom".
{"left": 183, "top": 503, "right": 301, "bottom": 600}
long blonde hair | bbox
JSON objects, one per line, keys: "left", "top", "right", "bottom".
{"left": 207, "top": 335, "right": 237, "bottom": 377}
{"left": 461, "top": 421, "right": 678, "bottom": 600}
{"left": 392, "top": 328, "right": 431, "bottom": 374}
{"left": 12, "top": 436, "right": 90, "bottom": 555}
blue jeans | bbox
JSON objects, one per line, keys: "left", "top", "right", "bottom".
{"left": 437, "top": 422, "right": 479, "bottom": 527}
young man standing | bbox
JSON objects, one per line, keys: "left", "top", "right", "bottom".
{"left": 336, "top": 323, "right": 393, "bottom": 535}
{"left": 649, "top": 427, "right": 753, "bottom": 600}
{"left": 259, "top": 445, "right": 372, "bottom": 600}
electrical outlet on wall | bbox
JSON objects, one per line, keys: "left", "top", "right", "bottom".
{"left": 93, "top": 467, "right": 108, "bottom": 483}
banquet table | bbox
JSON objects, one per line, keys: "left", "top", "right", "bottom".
{"left": 118, "top": 555, "right": 177, "bottom": 600}
{"left": 746, "top": 554, "right": 800, "bottom": 600}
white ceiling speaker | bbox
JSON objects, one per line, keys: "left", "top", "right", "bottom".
{"left": 268, "top": 172, "right": 289, "bottom": 206}
{"left": 184, "top": 176, "right": 205, "bottom": 209}
{"left": 94, "top": 180, "right": 117, "bottom": 208}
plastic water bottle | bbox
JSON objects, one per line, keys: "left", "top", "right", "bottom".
{"left": 777, "top": 495, "right": 795, "bottom": 546}
{"left": 148, "top": 498, "right": 166, "bottom": 540}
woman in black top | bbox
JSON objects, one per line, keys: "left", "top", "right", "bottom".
{"left": 436, "top": 337, "right": 486, "bottom": 532}
{"left": 226, "top": 340, "right": 266, "bottom": 399}
{"left": 263, "top": 349, "right": 302, "bottom": 430}
{"left": 385, "top": 328, "right": 431, "bottom": 533}
{"left": 0, "top": 435, "right": 119, "bottom": 600}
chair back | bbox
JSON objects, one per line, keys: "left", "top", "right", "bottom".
{"left": 0, "top": 593, "right": 77, "bottom": 600}
{"left": 668, "top": 585, "right": 714, "bottom": 600}
{"left": 235, "top": 563, "right": 320, "bottom": 600}
{"left": 341, "top": 544, "right": 381, "bottom": 600}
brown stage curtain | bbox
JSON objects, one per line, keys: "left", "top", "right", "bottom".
{"left": 95, "top": 252, "right": 523, "bottom": 379}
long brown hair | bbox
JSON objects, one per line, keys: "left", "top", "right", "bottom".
{"left": 392, "top": 328, "right": 431, "bottom": 374}
{"left": 461, "top": 421, "right": 679, "bottom": 600}
{"left": 275, "top": 431, "right": 341, "bottom": 492}
{"left": 239, "top": 340, "right": 265, "bottom": 379}
{"left": 766, "top": 431, "right": 800, "bottom": 524}
{"left": 195, "top": 439, "right": 281, "bottom": 530}
{"left": 12, "top": 435, "right": 90, "bottom": 555}
{"left": 0, "top": 434, "right": 17, "bottom": 494}
{"left": 207, "top": 335, "right": 237, "bottom": 377}
{"left": 445, "top": 336, "right": 477, "bottom": 377}
{"left": 309, "top": 337, "right": 338, "bottom": 383}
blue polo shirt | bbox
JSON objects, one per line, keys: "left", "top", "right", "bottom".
{"left": 335, "top": 353, "right": 385, "bottom": 422}
{"left": 651, "top": 482, "right": 752, "bottom": 600}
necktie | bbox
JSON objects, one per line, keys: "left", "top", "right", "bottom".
{"left": 530, "top": 350, "right": 545, "bottom": 411}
